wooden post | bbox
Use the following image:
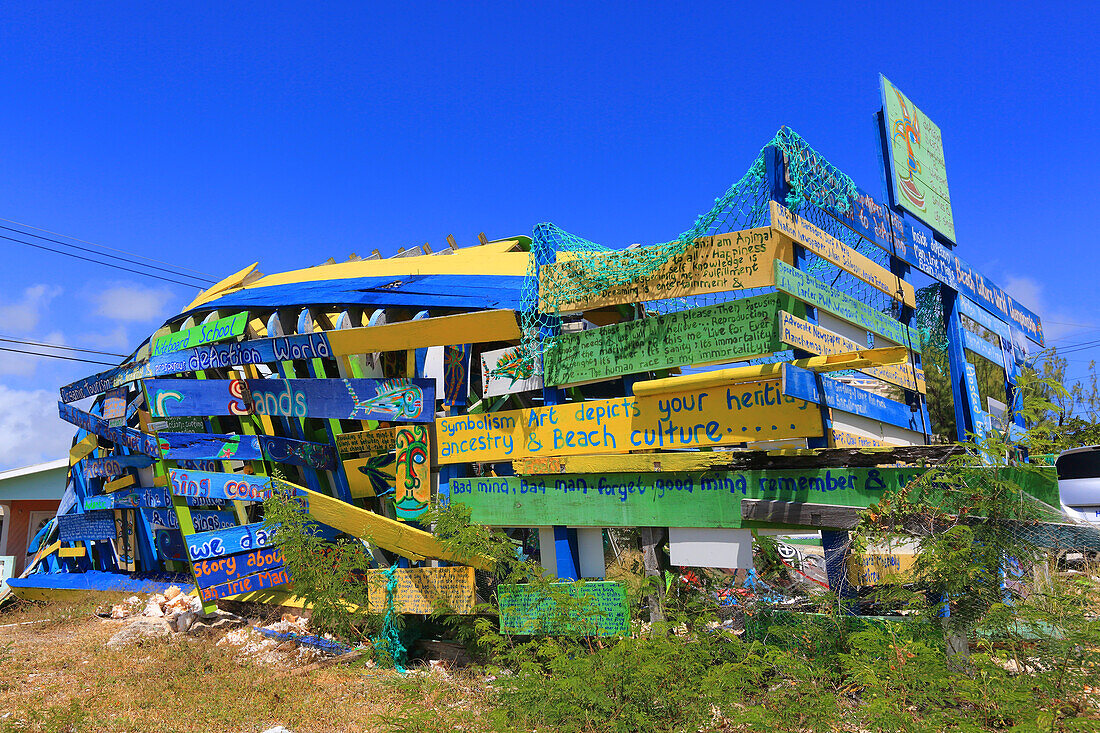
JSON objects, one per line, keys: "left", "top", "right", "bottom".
{"left": 639, "top": 527, "right": 666, "bottom": 624}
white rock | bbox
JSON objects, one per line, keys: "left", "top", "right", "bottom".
{"left": 106, "top": 617, "right": 171, "bottom": 648}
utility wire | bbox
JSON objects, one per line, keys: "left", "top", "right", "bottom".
{"left": 0, "top": 335, "right": 124, "bottom": 358}
{"left": 0, "top": 232, "right": 207, "bottom": 288}
{"left": 0, "top": 345, "right": 115, "bottom": 366}
{"left": 0, "top": 224, "right": 216, "bottom": 285}
{"left": 0, "top": 216, "right": 217, "bottom": 279}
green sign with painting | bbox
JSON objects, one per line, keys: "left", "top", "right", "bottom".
{"left": 152, "top": 312, "right": 249, "bottom": 357}
{"left": 498, "top": 581, "right": 629, "bottom": 637}
{"left": 881, "top": 75, "right": 956, "bottom": 243}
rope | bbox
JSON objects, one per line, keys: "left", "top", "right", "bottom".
{"left": 372, "top": 564, "right": 407, "bottom": 672}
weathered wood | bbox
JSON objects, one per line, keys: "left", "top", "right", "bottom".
{"left": 69, "top": 435, "right": 98, "bottom": 464}
{"left": 740, "top": 500, "right": 862, "bottom": 529}
{"left": 436, "top": 379, "right": 822, "bottom": 465}
{"left": 153, "top": 312, "right": 249, "bottom": 356}
{"left": 325, "top": 308, "right": 521, "bottom": 353}
{"left": 544, "top": 293, "right": 786, "bottom": 387}
{"left": 145, "top": 377, "right": 436, "bottom": 422}
{"left": 363, "top": 566, "right": 477, "bottom": 614}
{"left": 639, "top": 528, "right": 666, "bottom": 624}
{"left": 539, "top": 227, "right": 792, "bottom": 312}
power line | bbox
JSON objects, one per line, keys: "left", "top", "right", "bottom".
{"left": 0, "top": 335, "right": 124, "bottom": 358}
{"left": 0, "top": 231, "right": 208, "bottom": 288}
{"left": 0, "top": 224, "right": 216, "bottom": 285}
{"left": 0, "top": 216, "right": 217, "bottom": 279}
{"left": 0, "top": 345, "right": 115, "bottom": 366}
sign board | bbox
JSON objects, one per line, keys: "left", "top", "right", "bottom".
{"left": 881, "top": 75, "right": 955, "bottom": 243}
{"left": 481, "top": 345, "right": 543, "bottom": 397}
{"left": 450, "top": 468, "right": 927, "bottom": 528}
{"left": 83, "top": 455, "right": 154, "bottom": 479}
{"left": 200, "top": 567, "right": 291, "bottom": 602}
{"left": 364, "top": 566, "right": 477, "bottom": 614}
{"left": 186, "top": 521, "right": 280, "bottom": 561}
{"left": 193, "top": 546, "right": 286, "bottom": 589}
{"left": 336, "top": 427, "right": 395, "bottom": 456}
{"left": 57, "top": 511, "right": 116, "bottom": 542}
{"left": 145, "top": 377, "right": 436, "bottom": 422}
{"left": 57, "top": 402, "right": 159, "bottom": 457}
{"left": 847, "top": 545, "right": 918, "bottom": 586}
{"left": 157, "top": 432, "right": 337, "bottom": 470}
{"left": 393, "top": 425, "right": 430, "bottom": 520}
{"left": 544, "top": 293, "right": 786, "bottom": 387}
{"left": 498, "top": 581, "right": 629, "bottom": 636}
{"left": 668, "top": 527, "right": 754, "bottom": 568}
{"left": 169, "top": 469, "right": 273, "bottom": 502}
{"left": 152, "top": 312, "right": 249, "bottom": 357}
{"left": 102, "top": 387, "right": 127, "bottom": 426}
{"left": 342, "top": 454, "right": 395, "bottom": 499}
{"left": 436, "top": 380, "right": 822, "bottom": 464}
{"left": 539, "top": 227, "right": 792, "bottom": 312}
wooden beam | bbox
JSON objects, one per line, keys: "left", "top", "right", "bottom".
{"left": 741, "top": 500, "right": 862, "bottom": 529}
{"left": 103, "top": 474, "right": 136, "bottom": 493}
{"left": 325, "top": 309, "right": 521, "bottom": 354}
{"left": 69, "top": 436, "right": 98, "bottom": 465}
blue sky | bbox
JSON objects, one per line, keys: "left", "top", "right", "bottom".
{"left": 0, "top": 2, "right": 1095, "bottom": 468}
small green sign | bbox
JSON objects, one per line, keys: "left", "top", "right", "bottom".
{"left": 881, "top": 75, "right": 955, "bottom": 243}
{"left": 544, "top": 293, "right": 789, "bottom": 387}
{"left": 152, "top": 312, "right": 249, "bottom": 357}
{"left": 498, "top": 581, "right": 629, "bottom": 637}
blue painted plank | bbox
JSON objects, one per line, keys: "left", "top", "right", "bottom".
{"left": 169, "top": 469, "right": 274, "bottom": 502}
{"left": 57, "top": 511, "right": 116, "bottom": 542}
{"left": 192, "top": 546, "right": 285, "bottom": 589}
{"left": 781, "top": 364, "right": 921, "bottom": 432}
{"left": 156, "top": 432, "right": 337, "bottom": 470}
{"left": 82, "top": 455, "right": 155, "bottom": 479}
{"left": 962, "top": 329, "right": 1006, "bottom": 369}
{"left": 142, "top": 508, "right": 237, "bottom": 562}
{"left": 83, "top": 487, "right": 226, "bottom": 510}
{"left": 59, "top": 332, "right": 333, "bottom": 402}
{"left": 58, "top": 402, "right": 159, "bottom": 456}
{"left": 186, "top": 521, "right": 280, "bottom": 561}
{"left": 199, "top": 566, "right": 291, "bottom": 602}
{"left": 146, "top": 377, "right": 436, "bottom": 422}
{"left": 6, "top": 571, "right": 194, "bottom": 595}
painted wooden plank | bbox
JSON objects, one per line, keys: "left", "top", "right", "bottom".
{"left": 962, "top": 329, "right": 1006, "bottom": 369}
{"left": 828, "top": 411, "right": 926, "bottom": 448}
{"left": 957, "top": 294, "right": 1011, "bottom": 340}
{"left": 69, "top": 435, "right": 98, "bottom": 464}
{"left": 193, "top": 546, "right": 285, "bottom": 589}
{"left": 200, "top": 567, "right": 291, "bottom": 602}
{"left": 449, "top": 467, "right": 927, "bottom": 528}
{"left": 964, "top": 362, "right": 986, "bottom": 442}
{"left": 668, "top": 527, "right": 754, "bottom": 568}
{"left": 142, "top": 507, "right": 237, "bottom": 533}
{"left": 152, "top": 312, "right": 249, "bottom": 356}
{"left": 498, "top": 581, "right": 629, "bottom": 636}
{"left": 443, "top": 343, "right": 472, "bottom": 409}
{"left": 544, "top": 293, "right": 785, "bottom": 387}
{"left": 57, "top": 547, "right": 86, "bottom": 558}
{"left": 437, "top": 380, "right": 821, "bottom": 465}
{"left": 102, "top": 386, "right": 128, "bottom": 424}
{"left": 847, "top": 544, "right": 918, "bottom": 586}
{"left": 58, "top": 402, "right": 159, "bottom": 456}
{"left": 779, "top": 311, "right": 926, "bottom": 393}
{"left": 83, "top": 455, "right": 154, "bottom": 479}
{"left": 286, "top": 479, "right": 494, "bottom": 569}
{"left": 363, "top": 566, "right": 477, "bottom": 614}
{"left": 769, "top": 201, "right": 916, "bottom": 308}
{"left": 740, "top": 500, "right": 861, "bottom": 529}
{"left": 781, "top": 364, "right": 922, "bottom": 433}
{"left": 539, "top": 227, "right": 793, "bottom": 312}
{"left": 169, "top": 469, "right": 273, "bottom": 502}
{"left": 829, "top": 429, "right": 900, "bottom": 449}
{"left": 325, "top": 308, "right": 521, "bottom": 354}
{"left": 773, "top": 260, "right": 920, "bottom": 348}
{"left": 145, "top": 377, "right": 436, "bottom": 422}
{"left": 481, "top": 345, "right": 543, "bottom": 396}
{"left": 342, "top": 453, "right": 395, "bottom": 499}
{"left": 631, "top": 346, "right": 907, "bottom": 398}
{"left": 335, "top": 426, "right": 395, "bottom": 455}
{"left": 57, "top": 511, "right": 116, "bottom": 542}
{"left": 84, "top": 488, "right": 172, "bottom": 510}
{"left": 393, "top": 425, "right": 430, "bottom": 520}
{"left": 114, "top": 510, "right": 137, "bottom": 572}
{"left": 186, "top": 521, "right": 280, "bottom": 561}
{"left": 155, "top": 432, "right": 337, "bottom": 470}
{"left": 103, "top": 475, "right": 136, "bottom": 493}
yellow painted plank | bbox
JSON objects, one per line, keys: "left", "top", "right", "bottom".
{"left": 286, "top": 480, "right": 494, "bottom": 570}
{"left": 539, "top": 227, "right": 793, "bottom": 312}
{"left": 326, "top": 309, "right": 521, "bottom": 355}
{"left": 631, "top": 346, "right": 908, "bottom": 398}
{"left": 847, "top": 547, "right": 917, "bottom": 586}
{"left": 513, "top": 452, "right": 739, "bottom": 475}
{"left": 769, "top": 201, "right": 916, "bottom": 308}
{"left": 436, "top": 379, "right": 822, "bottom": 465}
{"left": 103, "top": 474, "right": 136, "bottom": 493}
{"left": 828, "top": 429, "right": 904, "bottom": 449}
{"left": 181, "top": 262, "right": 260, "bottom": 312}
{"left": 58, "top": 547, "right": 86, "bottom": 558}
{"left": 779, "top": 312, "right": 926, "bottom": 393}
{"left": 69, "top": 436, "right": 98, "bottom": 465}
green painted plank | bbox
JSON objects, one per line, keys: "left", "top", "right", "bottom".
{"left": 152, "top": 312, "right": 249, "bottom": 357}
{"left": 450, "top": 468, "right": 928, "bottom": 528}
{"left": 774, "top": 260, "right": 921, "bottom": 349}
{"left": 498, "top": 581, "right": 629, "bottom": 637}
{"left": 544, "top": 293, "right": 789, "bottom": 387}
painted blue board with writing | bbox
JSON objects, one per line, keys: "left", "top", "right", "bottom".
{"left": 143, "top": 508, "right": 237, "bottom": 562}
{"left": 191, "top": 546, "right": 285, "bottom": 589}
{"left": 156, "top": 432, "right": 337, "bottom": 470}
{"left": 58, "top": 402, "right": 159, "bottom": 456}
{"left": 186, "top": 521, "right": 280, "bottom": 561}
{"left": 83, "top": 487, "right": 227, "bottom": 511}
{"left": 962, "top": 329, "right": 1006, "bottom": 370}
{"left": 781, "top": 364, "right": 922, "bottom": 433}
{"left": 59, "top": 332, "right": 334, "bottom": 402}
{"left": 146, "top": 377, "right": 435, "bottom": 422}
{"left": 169, "top": 469, "right": 273, "bottom": 502}
{"left": 57, "top": 511, "right": 116, "bottom": 542}
{"left": 83, "top": 455, "right": 155, "bottom": 479}
{"left": 199, "top": 567, "right": 291, "bottom": 602}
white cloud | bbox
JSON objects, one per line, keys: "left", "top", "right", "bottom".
{"left": 1002, "top": 275, "right": 1085, "bottom": 345}
{"left": 0, "top": 384, "right": 74, "bottom": 469}
{"left": 81, "top": 325, "right": 131, "bottom": 352}
{"left": 0, "top": 284, "right": 62, "bottom": 333}
{"left": 93, "top": 282, "right": 175, "bottom": 323}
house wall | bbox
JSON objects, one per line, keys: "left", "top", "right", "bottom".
{"left": 0, "top": 500, "right": 60, "bottom": 575}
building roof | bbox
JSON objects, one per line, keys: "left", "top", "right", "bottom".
{"left": 0, "top": 459, "right": 68, "bottom": 482}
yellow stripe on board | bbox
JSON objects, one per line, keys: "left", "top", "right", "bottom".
{"left": 631, "top": 346, "right": 908, "bottom": 398}
{"left": 326, "top": 309, "right": 521, "bottom": 355}
{"left": 436, "top": 380, "right": 822, "bottom": 465}
{"left": 779, "top": 312, "right": 925, "bottom": 393}
{"left": 69, "top": 436, "right": 98, "bottom": 465}
{"left": 103, "top": 474, "right": 136, "bottom": 493}
{"left": 769, "top": 201, "right": 916, "bottom": 308}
